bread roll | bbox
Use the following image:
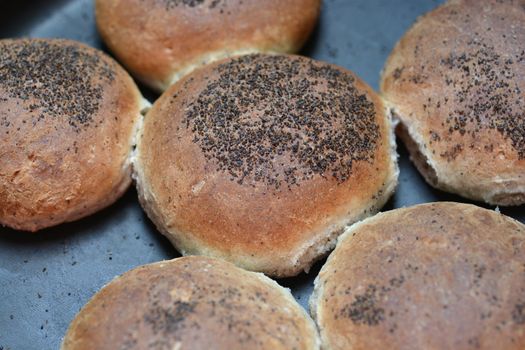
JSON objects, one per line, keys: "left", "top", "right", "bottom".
{"left": 133, "top": 54, "right": 398, "bottom": 277}
{"left": 61, "top": 256, "right": 320, "bottom": 350}
{"left": 310, "top": 202, "right": 525, "bottom": 350}
{"left": 95, "top": 0, "right": 321, "bottom": 92}
{"left": 381, "top": 0, "right": 525, "bottom": 205}
{"left": 0, "top": 38, "right": 146, "bottom": 232}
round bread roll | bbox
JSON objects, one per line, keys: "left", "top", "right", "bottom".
{"left": 310, "top": 202, "right": 525, "bottom": 350}
{"left": 95, "top": 0, "right": 321, "bottom": 92}
{"left": 0, "top": 38, "right": 146, "bottom": 232}
{"left": 133, "top": 53, "right": 398, "bottom": 277}
{"left": 61, "top": 256, "right": 320, "bottom": 350}
{"left": 380, "top": 0, "right": 525, "bottom": 206}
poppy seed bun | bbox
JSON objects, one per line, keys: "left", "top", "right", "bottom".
{"left": 133, "top": 54, "right": 398, "bottom": 277}
{"left": 310, "top": 202, "right": 525, "bottom": 350}
{"left": 95, "top": 0, "right": 321, "bottom": 92}
{"left": 0, "top": 38, "right": 147, "bottom": 232}
{"left": 381, "top": 0, "right": 525, "bottom": 206}
{"left": 61, "top": 256, "right": 321, "bottom": 350}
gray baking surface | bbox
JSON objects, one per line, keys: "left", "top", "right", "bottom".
{"left": 0, "top": 0, "right": 523, "bottom": 349}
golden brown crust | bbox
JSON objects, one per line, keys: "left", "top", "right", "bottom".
{"left": 381, "top": 0, "right": 525, "bottom": 205}
{"left": 0, "top": 39, "right": 143, "bottom": 232}
{"left": 134, "top": 54, "right": 398, "bottom": 277}
{"left": 61, "top": 256, "right": 320, "bottom": 350}
{"left": 95, "top": 0, "right": 321, "bottom": 91}
{"left": 310, "top": 202, "right": 525, "bottom": 350}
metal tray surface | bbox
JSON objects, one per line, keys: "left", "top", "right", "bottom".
{"left": 0, "top": 0, "right": 523, "bottom": 349}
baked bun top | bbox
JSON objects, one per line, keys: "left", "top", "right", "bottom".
{"left": 62, "top": 256, "right": 320, "bottom": 350}
{"left": 381, "top": 0, "right": 525, "bottom": 205}
{"left": 0, "top": 38, "right": 144, "bottom": 232}
{"left": 134, "top": 54, "right": 397, "bottom": 277}
{"left": 95, "top": 0, "right": 321, "bottom": 91}
{"left": 310, "top": 202, "right": 525, "bottom": 350}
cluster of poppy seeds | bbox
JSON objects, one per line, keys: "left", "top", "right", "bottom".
{"left": 513, "top": 303, "right": 525, "bottom": 325}
{"left": 439, "top": 38, "right": 525, "bottom": 159}
{"left": 0, "top": 40, "right": 115, "bottom": 131}
{"left": 182, "top": 54, "right": 380, "bottom": 189}
{"left": 153, "top": 0, "right": 222, "bottom": 10}
{"left": 143, "top": 301, "right": 197, "bottom": 338}
{"left": 339, "top": 274, "right": 405, "bottom": 327}
{"left": 340, "top": 284, "right": 385, "bottom": 326}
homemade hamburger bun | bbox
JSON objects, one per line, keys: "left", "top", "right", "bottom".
{"left": 381, "top": 0, "right": 525, "bottom": 206}
{"left": 133, "top": 54, "right": 398, "bottom": 277}
{"left": 0, "top": 38, "right": 146, "bottom": 232}
{"left": 310, "top": 202, "right": 525, "bottom": 350}
{"left": 61, "top": 256, "right": 320, "bottom": 350}
{"left": 95, "top": 0, "right": 321, "bottom": 92}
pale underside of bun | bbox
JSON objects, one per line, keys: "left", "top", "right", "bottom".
{"left": 380, "top": 0, "right": 525, "bottom": 206}
{"left": 0, "top": 38, "right": 146, "bottom": 231}
{"left": 134, "top": 54, "right": 398, "bottom": 277}
{"left": 61, "top": 256, "right": 320, "bottom": 350}
{"left": 95, "top": 0, "right": 321, "bottom": 92}
{"left": 310, "top": 202, "right": 525, "bottom": 350}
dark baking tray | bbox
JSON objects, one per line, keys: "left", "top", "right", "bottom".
{"left": 0, "top": 0, "right": 523, "bottom": 349}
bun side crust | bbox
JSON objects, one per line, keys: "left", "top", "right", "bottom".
{"left": 311, "top": 202, "right": 525, "bottom": 350}
{"left": 134, "top": 54, "right": 398, "bottom": 277}
{"left": 0, "top": 39, "right": 143, "bottom": 231}
{"left": 380, "top": 0, "right": 525, "bottom": 205}
{"left": 61, "top": 256, "right": 320, "bottom": 350}
{"left": 95, "top": 0, "right": 321, "bottom": 91}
